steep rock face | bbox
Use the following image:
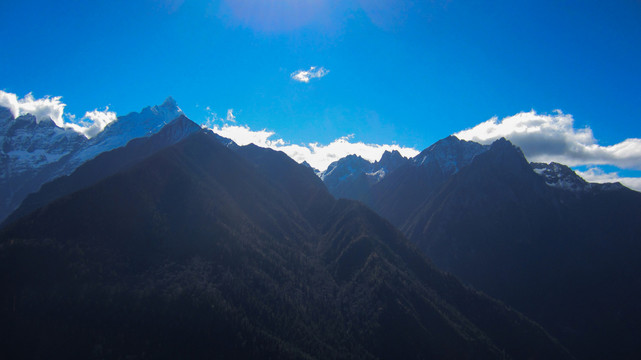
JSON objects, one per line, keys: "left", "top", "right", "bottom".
{"left": 0, "top": 129, "right": 570, "bottom": 359}
{"left": 0, "top": 98, "right": 184, "bottom": 223}
{"left": 402, "top": 139, "right": 641, "bottom": 359}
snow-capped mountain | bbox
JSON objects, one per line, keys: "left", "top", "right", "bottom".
{"left": 320, "top": 150, "right": 410, "bottom": 200}
{"left": 531, "top": 162, "right": 624, "bottom": 192}
{"left": 0, "top": 107, "right": 85, "bottom": 179}
{"left": 0, "top": 97, "right": 184, "bottom": 223}
{"left": 411, "top": 135, "right": 489, "bottom": 175}
{"left": 59, "top": 97, "right": 183, "bottom": 174}
{"left": 321, "top": 150, "right": 408, "bottom": 183}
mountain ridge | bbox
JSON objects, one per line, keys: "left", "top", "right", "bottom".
{"left": 0, "top": 121, "right": 571, "bottom": 359}
{"left": 322, "top": 135, "right": 641, "bottom": 359}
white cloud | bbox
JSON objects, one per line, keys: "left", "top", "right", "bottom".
{"left": 0, "top": 91, "right": 67, "bottom": 127}
{"left": 226, "top": 108, "right": 236, "bottom": 122}
{"left": 207, "top": 123, "right": 418, "bottom": 171}
{"left": 0, "top": 90, "right": 116, "bottom": 138}
{"left": 291, "top": 66, "right": 329, "bottom": 83}
{"left": 575, "top": 167, "right": 641, "bottom": 192}
{"left": 66, "top": 108, "right": 118, "bottom": 138}
{"left": 455, "top": 110, "right": 641, "bottom": 170}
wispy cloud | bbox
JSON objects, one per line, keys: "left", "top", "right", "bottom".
{"left": 0, "top": 90, "right": 116, "bottom": 139}
{"left": 455, "top": 110, "right": 641, "bottom": 170}
{"left": 206, "top": 123, "right": 418, "bottom": 171}
{"left": 226, "top": 108, "right": 236, "bottom": 122}
{"left": 202, "top": 106, "right": 237, "bottom": 129}
{"left": 291, "top": 67, "right": 329, "bottom": 83}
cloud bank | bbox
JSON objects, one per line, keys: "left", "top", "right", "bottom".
{"left": 455, "top": 110, "right": 641, "bottom": 170}
{"left": 0, "top": 90, "right": 116, "bottom": 138}
{"left": 291, "top": 67, "right": 329, "bottom": 83}
{"left": 207, "top": 123, "right": 418, "bottom": 171}
{"left": 0, "top": 91, "right": 67, "bottom": 127}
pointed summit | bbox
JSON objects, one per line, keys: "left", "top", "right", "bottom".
{"left": 154, "top": 96, "right": 182, "bottom": 117}
{"left": 161, "top": 96, "right": 178, "bottom": 109}
{"left": 379, "top": 149, "right": 402, "bottom": 162}
{"left": 377, "top": 150, "right": 408, "bottom": 174}
{"left": 413, "top": 135, "right": 489, "bottom": 174}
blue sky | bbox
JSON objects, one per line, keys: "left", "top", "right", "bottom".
{"left": 2, "top": 1, "right": 641, "bottom": 184}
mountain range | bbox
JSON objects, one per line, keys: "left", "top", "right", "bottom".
{"left": 0, "top": 97, "right": 183, "bottom": 223}
{"left": 0, "top": 109, "right": 570, "bottom": 359}
{"left": 321, "top": 135, "right": 641, "bottom": 359}
{"left": 2, "top": 97, "right": 640, "bottom": 358}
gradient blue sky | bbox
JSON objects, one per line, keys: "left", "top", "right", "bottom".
{"left": 2, "top": 1, "right": 641, "bottom": 182}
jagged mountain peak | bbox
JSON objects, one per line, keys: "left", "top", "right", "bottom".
{"left": 412, "top": 135, "right": 489, "bottom": 174}
{"left": 161, "top": 96, "right": 178, "bottom": 108}
{"left": 0, "top": 98, "right": 192, "bottom": 224}
{"left": 489, "top": 137, "right": 520, "bottom": 151}
{"left": 531, "top": 162, "right": 587, "bottom": 190}
{"left": 342, "top": 153, "right": 369, "bottom": 162}
{"left": 380, "top": 149, "right": 402, "bottom": 159}
{"left": 378, "top": 149, "right": 404, "bottom": 163}
{"left": 376, "top": 149, "right": 408, "bottom": 175}
{"left": 321, "top": 154, "right": 372, "bottom": 179}
{"left": 531, "top": 162, "right": 626, "bottom": 192}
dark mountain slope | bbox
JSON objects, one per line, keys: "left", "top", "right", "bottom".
{"left": 0, "top": 130, "right": 570, "bottom": 359}
{"left": 0, "top": 131, "right": 339, "bottom": 359}
{"left": 236, "top": 144, "right": 335, "bottom": 223}
{"left": 403, "top": 139, "right": 641, "bottom": 359}
{"left": 367, "top": 137, "right": 487, "bottom": 227}
{"left": 319, "top": 199, "right": 568, "bottom": 360}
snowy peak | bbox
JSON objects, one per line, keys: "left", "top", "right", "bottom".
{"left": 531, "top": 162, "right": 624, "bottom": 192}
{"left": 0, "top": 97, "right": 191, "bottom": 223}
{"left": 321, "top": 154, "right": 371, "bottom": 181}
{"left": 320, "top": 151, "right": 411, "bottom": 200}
{"left": 531, "top": 162, "right": 587, "bottom": 191}
{"left": 412, "top": 135, "right": 489, "bottom": 175}
{"left": 137, "top": 97, "right": 183, "bottom": 127}
{"left": 68, "top": 97, "right": 185, "bottom": 167}
{"left": 161, "top": 96, "right": 178, "bottom": 109}
{"left": 0, "top": 109, "right": 85, "bottom": 177}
